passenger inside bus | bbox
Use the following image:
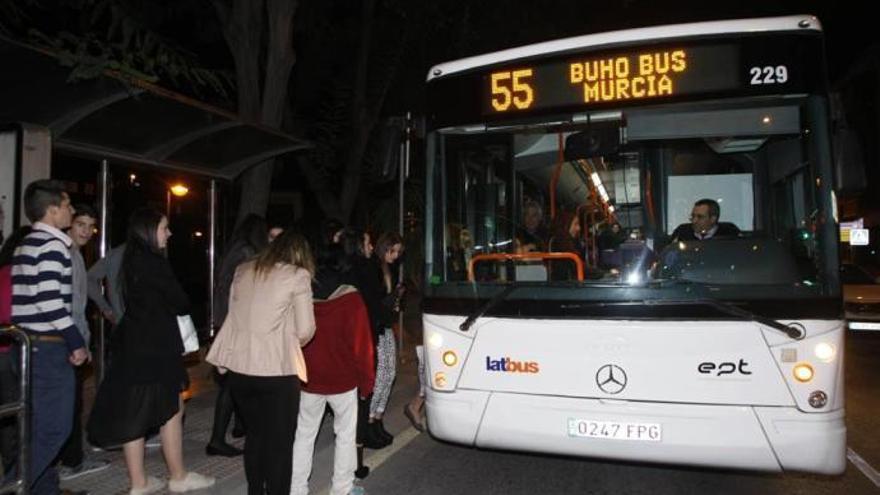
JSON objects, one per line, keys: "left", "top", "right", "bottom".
{"left": 598, "top": 222, "right": 626, "bottom": 251}
{"left": 445, "top": 223, "right": 473, "bottom": 281}
{"left": 547, "top": 210, "right": 584, "bottom": 281}
{"left": 597, "top": 222, "right": 627, "bottom": 269}
{"left": 517, "top": 199, "right": 548, "bottom": 252}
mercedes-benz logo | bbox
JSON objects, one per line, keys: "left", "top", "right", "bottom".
{"left": 596, "top": 364, "right": 627, "bottom": 394}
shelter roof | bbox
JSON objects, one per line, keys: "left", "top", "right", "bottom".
{"left": 0, "top": 37, "right": 310, "bottom": 179}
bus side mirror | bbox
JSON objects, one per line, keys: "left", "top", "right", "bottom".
{"left": 564, "top": 121, "right": 622, "bottom": 160}
{"left": 369, "top": 116, "right": 406, "bottom": 184}
{"left": 833, "top": 127, "right": 866, "bottom": 194}
{"left": 370, "top": 115, "right": 422, "bottom": 184}
{"left": 831, "top": 93, "right": 866, "bottom": 194}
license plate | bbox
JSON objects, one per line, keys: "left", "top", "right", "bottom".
{"left": 567, "top": 418, "right": 662, "bottom": 442}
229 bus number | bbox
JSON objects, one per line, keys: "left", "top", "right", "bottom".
{"left": 749, "top": 65, "right": 789, "bottom": 85}
{"left": 490, "top": 69, "right": 535, "bottom": 111}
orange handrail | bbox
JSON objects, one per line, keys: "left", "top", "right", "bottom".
{"left": 467, "top": 252, "right": 584, "bottom": 281}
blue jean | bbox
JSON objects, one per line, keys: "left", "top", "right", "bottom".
{"left": 27, "top": 341, "right": 75, "bottom": 495}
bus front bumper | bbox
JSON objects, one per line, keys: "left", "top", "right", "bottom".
{"left": 425, "top": 388, "right": 846, "bottom": 475}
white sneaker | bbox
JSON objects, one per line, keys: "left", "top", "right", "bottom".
{"left": 168, "top": 472, "right": 216, "bottom": 492}
{"left": 129, "top": 475, "right": 165, "bottom": 495}
{"left": 58, "top": 459, "right": 111, "bottom": 480}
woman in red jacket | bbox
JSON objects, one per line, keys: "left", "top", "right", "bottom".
{"left": 290, "top": 239, "right": 374, "bottom": 495}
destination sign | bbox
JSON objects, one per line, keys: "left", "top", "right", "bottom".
{"left": 425, "top": 33, "right": 825, "bottom": 128}
{"left": 483, "top": 44, "right": 753, "bottom": 113}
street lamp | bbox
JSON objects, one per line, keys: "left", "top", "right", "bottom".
{"left": 166, "top": 182, "right": 189, "bottom": 218}
{"left": 170, "top": 184, "right": 189, "bottom": 197}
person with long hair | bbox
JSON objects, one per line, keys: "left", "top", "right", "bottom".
{"left": 206, "top": 214, "right": 269, "bottom": 457}
{"left": 206, "top": 230, "right": 316, "bottom": 495}
{"left": 548, "top": 210, "right": 584, "bottom": 281}
{"left": 368, "top": 232, "right": 404, "bottom": 444}
{"left": 338, "top": 228, "right": 387, "bottom": 464}
{"left": 87, "top": 208, "right": 214, "bottom": 494}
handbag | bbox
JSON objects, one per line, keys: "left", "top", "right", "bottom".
{"left": 177, "top": 315, "right": 199, "bottom": 354}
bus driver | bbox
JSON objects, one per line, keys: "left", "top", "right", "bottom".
{"left": 671, "top": 198, "right": 740, "bottom": 241}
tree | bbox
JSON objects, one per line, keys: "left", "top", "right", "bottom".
{"left": 0, "top": 0, "right": 231, "bottom": 97}
{"left": 290, "top": 0, "right": 425, "bottom": 224}
{"left": 212, "top": 0, "right": 298, "bottom": 225}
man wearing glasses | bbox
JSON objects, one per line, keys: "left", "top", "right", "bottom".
{"left": 672, "top": 198, "right": 740, "bottom": 241}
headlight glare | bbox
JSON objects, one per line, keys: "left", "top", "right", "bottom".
{"left": 813, "top": 342, "right": 835, "bottom": 362}
{"left": 793, "top": 362, "right": 814, "bottom": 383}
{"left": 442, "top": 350, "right": 458, "bottom": 367}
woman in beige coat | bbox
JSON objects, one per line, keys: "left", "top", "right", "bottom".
{"left": 206, "top": 230, "right": 316, "bottom": 495}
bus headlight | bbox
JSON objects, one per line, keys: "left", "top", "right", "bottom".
{"left": 813, "top": 342, "right": 836, "bottom": 363}
{"left": 442, "top": 350, "right": 458, "bottom": 367}
{"left": 427, "top": 332, "right": 443, "bottom": 349}
{"left": 793, "top": 362, "right": 814, "bottom": 383}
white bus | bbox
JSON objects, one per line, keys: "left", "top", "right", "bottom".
{"left": 421, "top": 15, "right": 846, "bottom": 474}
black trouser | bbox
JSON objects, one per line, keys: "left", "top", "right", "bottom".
{"left": 227, "top": 372, "right": 299, "bottom": 495}
{"left": 58, "top": 367, "right": 84, "bottom": 468}
{"left": 209, "top": 370, "right": 243, "bottom": 445}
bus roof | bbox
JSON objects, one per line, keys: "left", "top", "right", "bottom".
{"left": 426, "top": 15, "right": 821, "bottom": 82}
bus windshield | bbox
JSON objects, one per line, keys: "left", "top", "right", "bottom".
{"left": 426, "top": 96, "right": 840, "bottom": 311}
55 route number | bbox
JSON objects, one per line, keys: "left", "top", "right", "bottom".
{"left": 491, "top": 69, "right": 535, "bottom": 111}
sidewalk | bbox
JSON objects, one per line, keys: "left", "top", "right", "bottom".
{"left": 63, "top": 315, "right": 424, "bottom": 494}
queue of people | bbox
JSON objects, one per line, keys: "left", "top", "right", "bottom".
{"left": 205, "top": 220, "right": 406, "bottom": 494}
{"left": 0, "top": 178, "right": 417, "bottom": 494}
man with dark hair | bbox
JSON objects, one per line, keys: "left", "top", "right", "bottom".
{"left": 671, "top": 198, "right": 741, "bottom": 241}
{"left": 11, "top": 179, "right": 88, "bottom": 494}
{"left": 58, "top": 204, "right": 110, "bottom": 481}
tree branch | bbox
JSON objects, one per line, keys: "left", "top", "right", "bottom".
{"left": 262, "top": 0, "right": 298, "bottom": 126}
{"left": 340, "top": 0, "right": 376, "bottom": 219}
{"left": 296, "top": 155, "right": 343, "bottom": 220}
{"left": 213, "top": 0, "right": 264, "bottom": 120}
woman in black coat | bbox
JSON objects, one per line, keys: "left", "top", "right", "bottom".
{"left": 339, "top": 229, "right": 393, "bottom": 451}
{"left": 88, "top": 208, "right": 214, "bottom": 494}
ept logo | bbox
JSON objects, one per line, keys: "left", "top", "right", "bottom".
{"left": 485, "top": 356, "right": 540, "bottom": 373}
{"left": 698, "top": 359, "right": 752, "bottom": 376}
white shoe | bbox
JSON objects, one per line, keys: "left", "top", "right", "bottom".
{"left": 168, "top": 472, "right": 216, "bottom": 492}
{"left": 144, "top": 436, "right": 162, "bottom": 448}
{"left": 129, "top": 475, "right": 165, "bottom": 495}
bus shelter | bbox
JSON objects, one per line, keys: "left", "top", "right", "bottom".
{"left": 0, "top": 36, "right": 311, "bottom": 379}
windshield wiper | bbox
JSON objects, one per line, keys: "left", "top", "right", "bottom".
{"left": 644, "top": 297, "right": 804, "bottom": 340}
{"left": 459, "top": 285, "right": 519, "bottom": 332}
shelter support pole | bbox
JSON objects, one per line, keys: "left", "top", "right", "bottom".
{"left": 96, "top": 159, "right": 110, "bottom": 383}
{"left": 397, "top": 113, "right": 411, "bottom": 360}
{"left": 208, "top": 179, "right": 217, "bottom": 337}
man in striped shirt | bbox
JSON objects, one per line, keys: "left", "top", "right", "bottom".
{"left": 11, "top": 179, "right": 87, "bottom": 494}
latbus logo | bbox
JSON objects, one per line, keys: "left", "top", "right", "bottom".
{"left": 485, "top": 356, "right": 540, "bottom": 373}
